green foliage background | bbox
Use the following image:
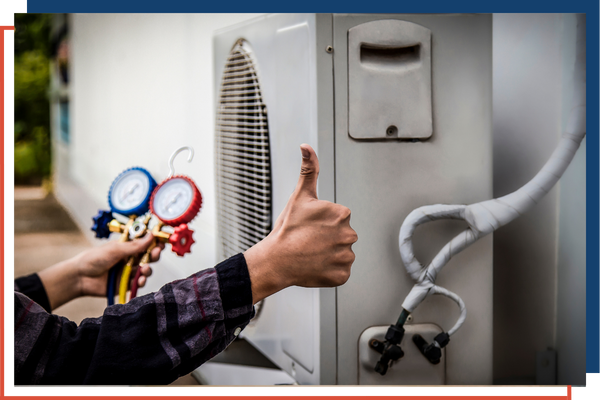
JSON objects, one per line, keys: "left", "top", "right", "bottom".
{"left": 14, "top": 14, "right": 52, "bottom": 185}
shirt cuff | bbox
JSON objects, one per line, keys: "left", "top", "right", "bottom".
{"left": 215, "top": 253, "right": 253, "bottom": 311}
{"left": 214, "top": 253, "right": 255, "bottom": 332}
{"left": 14, "top": 273, "right": 52, "bottom": 313}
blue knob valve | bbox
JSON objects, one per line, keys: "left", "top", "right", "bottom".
{"left": 91, "top": 209, "right": 113, "bottom": 239}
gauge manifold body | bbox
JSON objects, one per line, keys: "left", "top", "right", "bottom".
{"left": 108, "top": 167, "right": 157, "bottom": 216}
{"left": 150, "top": 175, "right": 202, "bottom": 226}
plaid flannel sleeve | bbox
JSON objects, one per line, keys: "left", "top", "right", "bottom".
{"left": 14, "top": 253, "right": 254, "bottom": 385}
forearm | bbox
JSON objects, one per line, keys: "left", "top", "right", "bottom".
{"left": 33, "top": 234, "right": 157, "bottom": 309}
{"left": 37, "top": 257, "right": 82, "bottom": 311}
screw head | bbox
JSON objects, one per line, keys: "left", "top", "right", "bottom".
{"left": 386, "top": 125, "right": 398, "bottom": 137}
{"left": 325, "top": 45, "right": 333, "bottom": 54}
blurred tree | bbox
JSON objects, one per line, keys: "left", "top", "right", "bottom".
{"left": 14, "top": 14, "right": 52, "bottom": 185}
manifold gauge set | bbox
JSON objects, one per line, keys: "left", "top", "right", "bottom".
{"left": 91, "top": 146, "right": 202, "bottom": 305}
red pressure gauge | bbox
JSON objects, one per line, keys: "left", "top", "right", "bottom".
{"left": 150, "top": 175, "right": 202, "bottom": 226}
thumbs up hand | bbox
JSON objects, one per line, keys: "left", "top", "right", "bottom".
{"left": 244, "top": 144, "right": 358, "bottom": 304}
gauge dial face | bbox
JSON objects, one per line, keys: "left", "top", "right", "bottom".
{"left": 110, "top": 170, "right": 151, "bottom": 213}
{"left": 152, "top": 178, "right": 195, "bottom": 220}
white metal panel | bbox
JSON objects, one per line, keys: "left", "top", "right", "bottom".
{"left": 213, "top": 14, "right": 324, "bottom": 385}
{"left": 193, "top": 362, "right": 296, "bottom": 385}
{"left": 332, "top": 13, "right": 493, "bottom": 385}
{"left": 274, "top": 19, "right": 316, "bottom": 375}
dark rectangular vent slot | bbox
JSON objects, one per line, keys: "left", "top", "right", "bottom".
{"left": 360, "top": 44, "right": 420, "bottom": 66}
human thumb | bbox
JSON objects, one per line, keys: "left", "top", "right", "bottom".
{"left": 295, "top": 144, "right": 319, "bottom": 199}
{"left": 114, "top": 233, "right": 153, "bottom": 259}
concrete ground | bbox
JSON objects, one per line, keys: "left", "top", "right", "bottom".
{"left": 14, "top": 186, "right": 198, "bottom": 385}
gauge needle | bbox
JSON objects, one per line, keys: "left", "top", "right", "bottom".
{"left": 122, "top": 183, "right": 140, "bottom": 201}
{"left": 165, "top": 192, "right": 181, "bottom": 212}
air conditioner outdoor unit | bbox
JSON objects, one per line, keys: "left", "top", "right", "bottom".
{"left": 213, "top": 13, "right": 493, "bottom": 385}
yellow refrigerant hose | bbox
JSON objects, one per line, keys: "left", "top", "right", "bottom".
{"left": 118, "top": 214, "right": 151, "bottom": 304}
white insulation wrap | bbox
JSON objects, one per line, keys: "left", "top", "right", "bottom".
{"left": 399, "top": 15, "right": 586, "bottom": 337}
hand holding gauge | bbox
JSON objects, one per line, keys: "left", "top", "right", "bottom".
{"left": 90, "top": 148, "right": 202, "bottom": 305}
{"left": 91, "top": 167, "right": 157, "bottom": 305}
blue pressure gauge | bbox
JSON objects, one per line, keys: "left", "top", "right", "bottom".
{"left": 108, "top": 167, "right": 157, "bottom": 216}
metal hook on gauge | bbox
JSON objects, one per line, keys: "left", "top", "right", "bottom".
{"left": 167, "top": 146, "right": 194, "bottom": 178}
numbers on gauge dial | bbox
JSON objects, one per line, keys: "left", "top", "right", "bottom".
{"left": 110, "top": 170, "right": 151, "bottom": 212}
{"left": 152, "top": 178, "right": 194, "bottom": 220}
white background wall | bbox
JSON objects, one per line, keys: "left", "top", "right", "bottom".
{"left": 53, "top": 13, "right": 586, "bottom": 384}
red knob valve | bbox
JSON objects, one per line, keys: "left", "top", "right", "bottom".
{"left": 169, "top": 224, "right": 195, "bottom": 257}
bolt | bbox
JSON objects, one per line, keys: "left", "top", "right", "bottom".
{"left": 407, "top": 314, "right": 413, "bottom": 322}
{"left": 325, "top": 45, "right": 333, "bottom": 54}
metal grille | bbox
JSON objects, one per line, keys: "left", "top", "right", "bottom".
{"left": 216, "top": 40, "right": 272, "bottom": 259}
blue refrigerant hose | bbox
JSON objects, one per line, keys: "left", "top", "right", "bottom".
{"left": 106, "top": 262, "right": 122, "bottom": 306}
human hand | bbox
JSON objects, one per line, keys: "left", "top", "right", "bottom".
{"left": 244, "top": 144, "right": 358, "bottom": 304}
{"left": 38, "top": 233, "right": 164, "bottom": 310}
{"left": 75, "top": 233, "right": 164, "bottom": 298}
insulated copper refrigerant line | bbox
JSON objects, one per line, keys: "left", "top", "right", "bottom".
{"left": 378, "top": 15, "right": 587, "bottom": 373}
